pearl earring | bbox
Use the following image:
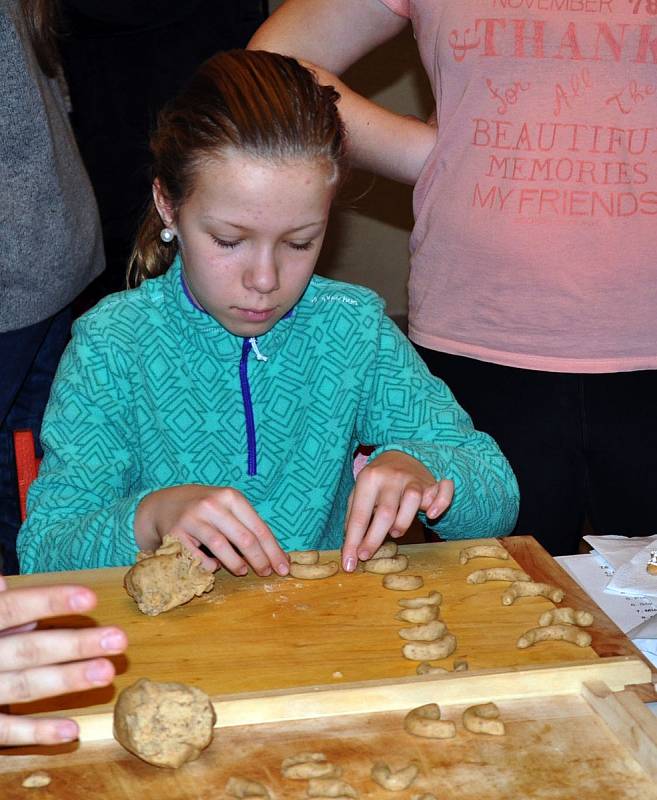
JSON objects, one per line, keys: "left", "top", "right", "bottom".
{"left": 160, "top": 227, "right": 175, "bottom": 243}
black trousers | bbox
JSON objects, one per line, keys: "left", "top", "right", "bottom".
{"left": 416, "top": 347, "right": 657, "bottom": 556}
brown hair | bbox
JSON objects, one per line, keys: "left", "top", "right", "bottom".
{"left": 128, "top": 49, "right": 346, "bottom": 287}
{"left": 21, "top": 0, "right": 61, "bottom": 78}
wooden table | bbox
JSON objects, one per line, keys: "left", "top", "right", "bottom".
{"left": 2, "top": 536, "right": 656, "bottom": 799}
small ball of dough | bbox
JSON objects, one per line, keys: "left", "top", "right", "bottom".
{"left": 22, "top": 772, "right": 51, "bottom": 788}
{"left": 113, "top": 678, "right": 216, "bottom": 768}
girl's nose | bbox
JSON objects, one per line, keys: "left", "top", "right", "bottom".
{"left": 245, "top": 249, "right": 279, "bottom": 293}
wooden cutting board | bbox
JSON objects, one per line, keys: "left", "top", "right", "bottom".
{"left": 2, "top": 669, "right": 657, "bottom": 799}
{"left": 5, "top": 536, "right": 652, "bottom": 719}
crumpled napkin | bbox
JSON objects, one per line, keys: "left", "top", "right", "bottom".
{"left": 585, "top": 534, "right": 657, "bottom": 598}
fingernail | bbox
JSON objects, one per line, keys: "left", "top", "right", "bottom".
{"left": 237, "top": 567, "right": 248, "bottom": 576}
{"left": 56, "top": 721, "right": 78, "bottom": 742}
{"left": 278, "top": 562, "right": 289, "bottom": 576}
{"left": 344, "top": 556, "right": 356, "bottom": 572}
{"left": 100, "top": 631, "right": 125, "bottom": 653}
{"left": 358, "top": 550, "right": 370, "bottom": 562}
{"left": 69, "top": 591, "right": 93, "bottom": 612}
{"left": 85, "top": 661, "right": 112, "bottom": 685}
{"left": 261, "top": 567, "right": 272, "bottom": 577}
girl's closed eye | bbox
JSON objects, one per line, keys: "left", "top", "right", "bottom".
{"left": 287, "top": 240, "right": 315, "bottom": 252}
{"left": 211, "top": 235, "right": 241, "bottom": 249}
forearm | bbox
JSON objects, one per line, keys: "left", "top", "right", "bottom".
{"left": 249, "top": 0, "right": 435, "bottom": 184}
{"left": 17, "top": 491, "right": 146, "bottom": 572}
{"left": 359, "top": 316, "right": 519, "bottom": 536}
{"left": 302, "top": 62, "right": 435, "bottom": 185}
{"left": 437, "top": 442, "right": 519, "bottom": 539}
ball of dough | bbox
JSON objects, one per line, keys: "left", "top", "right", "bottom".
{"left": 113, "top": 678, "right": 216, "bottom": 768}
{"left": 124, "top": 535, "right": 215, "bottom": 616}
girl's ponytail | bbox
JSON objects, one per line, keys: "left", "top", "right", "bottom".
{"left": 127, "top": 202, "right": 177, "bottom": 288}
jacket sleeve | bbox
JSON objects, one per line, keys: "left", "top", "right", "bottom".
{"left": 16, "top": 316, "right": 149, "bottom": 572}
{"left": 355, "top": 312, "right": 519, "bottom": 539}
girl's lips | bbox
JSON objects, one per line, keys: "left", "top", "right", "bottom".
{"left": 234, "top": 307, "right": 276, "bottom": 322}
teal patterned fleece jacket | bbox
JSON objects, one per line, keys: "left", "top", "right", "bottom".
{"left": 18, "top": 257, "right": 518, "bottom": 572}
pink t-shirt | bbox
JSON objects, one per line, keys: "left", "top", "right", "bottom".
{"left": 379, "top": 0, "right": 657, "bottom": 372}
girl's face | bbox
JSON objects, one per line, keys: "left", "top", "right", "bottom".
{"left": 155, "top": 152, "right": 334, "bottom": 337}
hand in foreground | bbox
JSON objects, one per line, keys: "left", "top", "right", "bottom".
{"left": 342, "top": 450, "right": 454, "bottom": 572}
{"left": 135, "top": 484, "right": 290, "bottom": 577}
{"left": 0, "top": 578, "right": 127, "bottom": 747}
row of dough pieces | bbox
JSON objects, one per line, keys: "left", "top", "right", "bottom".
{"left": 123, "top": 534, "right": 593, "bottom": 654}
{"left": 289, "top": 542, "right": 462, "bottom": 666}
{"left": 227, "top": 700, "right": 503, "bottom": 800}
{"left": 460, "top": 544, "right": 594, "bottom": 649}
{"left": 109, "top": 678, "right": 482, "bottom": 798}
{"left": 356, "top": 541, "right": 594, "bottom": 663}
{"left": 227, "top": 750, "right": 437, "bottom": 798}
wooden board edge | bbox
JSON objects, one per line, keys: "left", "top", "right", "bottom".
{"left": 74, "top": 656, "right": 650, "bottom": 743}
{"left": 502, "top": 536, "right": 657, "bottom": 690}
{"left": 582, "top": 679, "right": 657, "bottom": 780}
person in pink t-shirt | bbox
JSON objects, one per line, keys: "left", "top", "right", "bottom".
{"left": 250, "top": 0, "right": 657, "bottom": 556}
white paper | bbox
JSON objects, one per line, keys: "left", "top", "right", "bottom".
{"left": 584, "top": 534, "right": 657, "bottom": 572}
{"left": 607, "top": 545, "right": 657, "bottom": 599}
{"left": 556, "top": 552, "right": 657, "bottom": 635}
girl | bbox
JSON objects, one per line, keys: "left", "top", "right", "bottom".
{"left": 17, "top": 50, "right": 518, "bottom": 577}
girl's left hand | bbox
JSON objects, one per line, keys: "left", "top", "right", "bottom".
{"left": 341, "top": 450, "right": 454, "bottom": 572}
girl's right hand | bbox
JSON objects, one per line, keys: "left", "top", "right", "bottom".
{"left": 134, "top": 485, "right": 289, "bottom": 577}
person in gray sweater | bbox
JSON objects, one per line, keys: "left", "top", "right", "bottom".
{"left": 0, "top": 0, "right": 104, "bottom": 574}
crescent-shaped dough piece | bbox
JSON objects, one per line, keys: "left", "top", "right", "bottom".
{"left": 416, "top": 662, "right": 449, "bottom": 675}
{"left": 466, "top": 567, "right": 531, "bottom": 584}
{"left": 502, "top": 581, "right": 565, "bottom": 606}
{"left": 383, "top": 574, "right": 424, "bottom": 591}
{"left": 371, "top": 762, "right": 419, "bottom": 791}
{"left": 398, "top": 591, "right": 442, "bottom": 608}
{"left": 282, "top": 762, "right": 340, "bottom": 780}
{"left": 402, "top": 633, "right": 457, "bottom": 662}
{"left": 398, "top": 619, "right": 446, "bottom": 642}
{"left": 538, "top": 607, "right": 593, "bottom": 627}
{"left": 226, "top": 777, "right": 271, "bottom": 798}
{"left": 289, "top": 550, "right": 320, "bottom": 565}
{"left": 370, "top": 542, "right": 398, "bottom": 559}
{"left": 396, "top": 605, "right": 439, "bottom": 624}
{"left": 516, "top": 624, "right": 592, "bottom": 649}
{"left": 289, "top": 561, "right": 339, "bottom": 580}
{"left": 459, "top": 545, "right": 509, "bottom": 564}
{"left": 281, "top": 752, "right": 327, "bottom": 769}
{"left": 306, "top": 778, "right": 359, "bottom": 798}
{"left": 462, "top": 702, "right": 505, "bottom": 736}
{"left": 404, "top": 703, "right": 456, "bottom": 739}
{"left": 363, "top": 554, "right": 409, "bottom": 574}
